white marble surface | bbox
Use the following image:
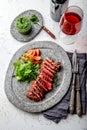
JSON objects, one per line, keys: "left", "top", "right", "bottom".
{"left": 0, "top": 0, "right": 87, "bottom": 130}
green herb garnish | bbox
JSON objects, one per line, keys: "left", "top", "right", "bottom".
{"left": 29, "top": 14, "right": 39, "bottom": 24}
{"left": 13, "top": 59, "right": 40, "bottom": 82}
{"left": 53, "top": 73, "right": 59, "bottom": 87}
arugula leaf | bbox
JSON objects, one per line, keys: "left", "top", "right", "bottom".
{"left": 13, "top": 59, "right": 40, "bottom": 82}
{"left": 13, "top": 60, "right": 21, "bottom": 68}
{"left": 35, "top": 64, "right": 40, "bottom": 70}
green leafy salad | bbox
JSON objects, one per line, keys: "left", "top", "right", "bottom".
{"left": 13, "top": 59, "right": 40, "bottom": 82}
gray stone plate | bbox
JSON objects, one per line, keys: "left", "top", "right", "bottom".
{"left": 10, "top": 10, "right": 43, "bottom": 42}
{"left": 5, "top": 41, "right": 71, "bottom": 113}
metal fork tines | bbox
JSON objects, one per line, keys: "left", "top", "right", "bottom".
{"left": 72, "top": 50, "right": 78, "bottom": 73}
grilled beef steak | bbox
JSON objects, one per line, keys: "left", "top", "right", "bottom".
{"left": 26, "top": 57, "right": 61, "bottom": 101}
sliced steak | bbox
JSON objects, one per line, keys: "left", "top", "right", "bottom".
{"left": 39, "top": 75, "right": 52, "bottom": 90}
{"left": 40, "top": 73, "right": 53, "bottom": 83}
{"left": 32, "top": 80, "right": 44, "bottom": 95}
{"left": 40, "top": 67, "right": 54, "bottom": 77}
{"left": 42, "top": 60, "right": 58, "bottom": 71}
{"left": 41, "top": 64, "right": 55, "bottom": 74}
{"left": 26, "top": 57, "right": 61, "bottom": 102}
{"left": 37, "top": 77, "right": 48, "bottom": 92}
{"left": 35, "top": 81, "right": 45, "bottom": 95}
{"left": 26, "top": 91, "right": 40, "bottom": 102}
{"left": 46, "top": 58, "right": 61, "bottom": 69}
{"left": 27, "top": 85, "right": 41, "bottom": 101}
{"left": 33, "top": 85, "right": 43, "bottom": 99}
{"left": 41, "top": 62, "right": 56, "bottom": 71}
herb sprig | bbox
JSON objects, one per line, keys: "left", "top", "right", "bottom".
{"left": 53, "top": 73, "right": 59, "bottom": 87}
{"left": 29, "top": 14, "right": 39, "bottom": 24}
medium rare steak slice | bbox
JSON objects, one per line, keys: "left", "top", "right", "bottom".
{"left": 26, "top": 81, "right": 45, "bottom": 101}
{"left": 39, "top": 76, "right": 52, "bottom": 90}
{"left": 37, "top": 77, "right": 48, "bottom": 92}
{"left": 46, "top": 57, "right": 56, "bottom": 64}
{"left": 46, "top": 58, "right": 61, "bottom": 69}
{"left": 32, "top": 80, "right": 44, "bottom": 95}
{"left": 42, "top": 60, "right": 58, "bottom": 71}
{"left": 36, "top": 80, "right": 46, "bottom": 93}
{"left": 41, "top": 67, "right": 54, "bottom": 77}
{"left": 35, "top": 81, "right": 45, "bottom": 95}
{"left": 27, "top": 85, "right": 41, "bottom": 101}
{"left": 40, "top": 73, "right": 53, "bottom": 83}
{"left": 26, "top": 91, "right": 40, "bottom": 102}
{"left": 33, "top": 86, "right": 43, "bottom": 99}
{"left": 41, "top": 64, "right": 55, "bottom": 74}
{"left": 36, "top": 85, "right": 45, "bottom": 98}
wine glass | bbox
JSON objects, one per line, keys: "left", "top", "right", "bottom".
{"left": 59, "top": 6, "right": 84, "bottom": 44}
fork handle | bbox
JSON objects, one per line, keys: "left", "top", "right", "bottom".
{"left": 76, "top": 90, "right": 82, "bottom": 116}
{"left": 69, "top": 85, "right": 75, "bottom": 114}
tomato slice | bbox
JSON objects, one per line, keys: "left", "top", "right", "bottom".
{"left": 36, "top": 49, "right": 41, "bottom": 56}
{"left": 29, "top": 55, "right": 34, "bottom": 62}
{"left": 34, "top": 56, "right": 41, "bottom": 61}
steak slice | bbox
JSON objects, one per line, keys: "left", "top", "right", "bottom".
{"left": 27, "top": 85, "right": 41, "bottom": 101}
{"left": 32, "top": 81, "right": 44, "bottom": 98}
{"left": 40, "top": 73, "right": 53, "bottom": 83}
{"left": 37, "top": 77, "right": 48, "bottom": 92}
{"left": 40, "top": 67, "right": 54, "bottom": 77}
{"left": 39, "top": 75, "right": 52, "bottom": 90}
{"left": 42, "top": 60, "right": 58, "bottom": 71}
{"left": 46, "top": 58, "right": 61, "bottom": 69}
{"left": 35, "top": 81, "right": 45, "bottom": 95}
{"left": 32, "top": 80, "right": 44, "bottom": 95}
{"left": 41, "top": 64, "right": 55, "bottom": 74}
{"left": 26, "top": 91, "right": 40, "bottom": 102}
{"left": 33, "top": 85, "right": 43, "bottom": 99}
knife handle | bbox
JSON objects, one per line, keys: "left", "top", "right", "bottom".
{"left": 42, "top": 26, "right": 56, "bottom": 39}
{"left": 76, "top": 90, "right": 82, "bottom": 116}
{"left": 69, "top": 86, "right": 75, "bottom": 114}
{"left": 76, "top": 74, "right": 82, "bottom": 116}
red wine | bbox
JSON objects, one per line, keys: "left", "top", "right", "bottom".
{"left": 60, "top": 12, "right": 82, "bottom": 35}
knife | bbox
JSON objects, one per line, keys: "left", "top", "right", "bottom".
{"left": 69, "top": 50, "right": 78, "bottom": 114}
{"left": 30, "top": 14, "right": 56, "bottom": 39}
{"left": 37, "top": 22, "right": 56, "bottom": 39}
{"left": 75, "top": 55, "right": 82, "bottom": 116}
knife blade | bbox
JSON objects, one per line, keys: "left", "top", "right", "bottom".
{"left": 69, "top": 50, "right": 78, "bottom": 114}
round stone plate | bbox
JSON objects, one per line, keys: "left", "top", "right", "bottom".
{"left": 5, "top": 41, "right": 71, "bottom": 113}
{"left": 10, "top": 10, "right": 43, "bottom": 42}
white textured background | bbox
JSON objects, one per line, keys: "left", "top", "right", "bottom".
{"left": 0, "top": 0, "right": 87, "bottom": 130}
